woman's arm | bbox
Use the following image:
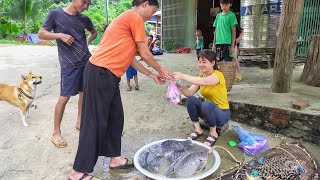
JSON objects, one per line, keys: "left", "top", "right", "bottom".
{"left": 178, "top": 84, "right": 200, "bottom": 97}
{"left": 173, "top": 72, "right": 220, "bottom": 86}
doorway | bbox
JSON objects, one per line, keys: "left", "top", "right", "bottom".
{"left": 197, "top": 0, "right": 241, "bottom": 49}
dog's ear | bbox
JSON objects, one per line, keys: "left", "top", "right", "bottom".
{"left": 21, "top": 75, "right": 27, "bottom": 81}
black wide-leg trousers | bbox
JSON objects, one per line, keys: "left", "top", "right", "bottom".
{"left": 73, "top": 62, "right": 124, "bottom": 173}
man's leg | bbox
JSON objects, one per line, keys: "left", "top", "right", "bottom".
{"left": 51, "top": 96, "right": 70, "bottom": 147}
{"left": 76, "top": 92, "right": 83, "bottom": 130}
{"left": 234, "top": 46, "right": 242, "bottom": 81}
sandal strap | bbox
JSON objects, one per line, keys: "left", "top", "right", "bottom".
{"left": 208, "top": 134, "right": 218, "bottom": 139}
{"left": 204, "top": 135, "right": 218, "bottom": 147}
{"left": 204, "top": 139, "right": 216, "bottom": 144}
{"left": 193, "top": 131, "right": 201, "bottom": 136}
{"left": 79, "top": 173, "right": 89, "bottom": 180}
{"left": 188, "top": 131, "right": 202, "bottom": 139}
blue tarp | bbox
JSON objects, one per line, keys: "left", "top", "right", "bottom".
{"left": 16, "top": 33, "right": 44, "bottom": 44}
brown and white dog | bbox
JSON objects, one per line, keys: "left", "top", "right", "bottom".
{"left": 0, "top": 72, "right": 42, "bottom": 126}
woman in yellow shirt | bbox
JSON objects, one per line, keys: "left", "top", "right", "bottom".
{"left": 173, "top": 50, "right": 231, "bottom": 147}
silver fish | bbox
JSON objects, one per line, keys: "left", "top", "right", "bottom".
{"left": 165, "top": 149, "right": 189, "bottom": 161}
{"left": 139, "top": 140, "right": 192, "bottom": 167}
{"left": 165, "top": 151, "right": 208, "bottom": 178}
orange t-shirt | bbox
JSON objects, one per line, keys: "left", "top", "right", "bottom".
{"left": 90, "top": 10, "right": 147, "bottom": 77}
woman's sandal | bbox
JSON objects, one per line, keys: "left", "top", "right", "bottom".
{"left": 135, "top": 86, "right": 139, "bottom": 91}
{"left": 204, "top": 134, "right": 218, "bottom": 147}
{"left": 127, "top": 86, "right": 132, "bottom": 91}
{"left": 187, "top": 131, "right": 203, "bottom": 140}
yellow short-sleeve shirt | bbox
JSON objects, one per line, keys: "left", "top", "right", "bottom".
{"left": 199, "top": 70, "right": 229, "bottom": 109}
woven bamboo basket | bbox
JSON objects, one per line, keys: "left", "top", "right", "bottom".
{"left": 217, "top": 61, "right": 236, "bottom": 92}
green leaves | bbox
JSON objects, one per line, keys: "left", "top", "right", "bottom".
{"left": 0, "top": 17, "right": 20, "bottom": 38}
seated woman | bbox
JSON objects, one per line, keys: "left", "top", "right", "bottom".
{"left": 147, "top": 35, "right": 155, "bottom": 52}
{"left": 172, "top": 50, "right": 231, "bottom": 147}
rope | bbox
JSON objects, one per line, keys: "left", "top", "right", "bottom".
{"left": 209, "top": 145, "right": 242, "bottom": 164}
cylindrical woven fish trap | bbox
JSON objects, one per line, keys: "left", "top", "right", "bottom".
{"left": 214, "top": 142, "right": 319, "bottom": 180}
{"left": 217, "top": 61, "right": 236, "bottom": 92}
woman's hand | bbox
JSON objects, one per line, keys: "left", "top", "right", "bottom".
{"left": 172, "top": 72, "right": 185, "bottom": 81}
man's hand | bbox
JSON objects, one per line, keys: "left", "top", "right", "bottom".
{"left": 158, "top": 67, "right": 172, "bottom": 80}
{"left": 235, "top": 38, "right": 241, "bottom": 44}
{"left": 60, "top": 33, "right": 74, "bottom": 46}
{"left": 212, "top": 44, "right": 216, "bottom": 53}
{"left": 149, "top": 73, "right": 166, "bottom": 84}
{"left": 230, "top": 46, "right": 235, "bottom": 54}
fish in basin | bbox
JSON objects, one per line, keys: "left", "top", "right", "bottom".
{"left": 165, "top": 151, "right": 208, "bottom": 178}
{"left": 145, "top": 149, "right": 190, "bottom": 174}
{"left": 138, "top": 140, "right": 192, "bottom": 168}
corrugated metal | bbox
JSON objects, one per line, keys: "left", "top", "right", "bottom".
{"left": 296, "top": 0, "right": 320, "bottom": 56}
{"left": 162, "top": 0, "right": 196, "bottom": 48}
{"left": 240, "top": 0, "right": 282, "bottom": 48}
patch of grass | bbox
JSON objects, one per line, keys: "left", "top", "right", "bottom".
{"left": 0, "top": 39, "right": 56, "bottom": 46}
{"left": 0, "top": 39, "right": 34, "bottom": 45}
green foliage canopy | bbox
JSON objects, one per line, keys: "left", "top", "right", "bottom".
{"left": 0, "top": 0, "right": 160, "bottom": 40}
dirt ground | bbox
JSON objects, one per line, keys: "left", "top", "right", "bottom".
{"left": 0, "top": 45, "right": 319, "bottom": 180}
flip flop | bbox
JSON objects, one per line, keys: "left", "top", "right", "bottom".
{"left": 50, "top": 137, "right": 67, "bottom": 148}
{"left": 187, "top": 131, "right": 203, "bottom": 140}
{"left": 68, "top": 173, "right": 100, "bottom": 180}
{"left": 109, "top": 158, "right": 134, "bottom": 170}
{"left": 204, "top": 134, "right": 218, "bottom": 147}
{"left": 135, "top": 86, "right": 139, "bottom": 91}
{"left": 127, "top": 86, "right": 132, "bottom": 91}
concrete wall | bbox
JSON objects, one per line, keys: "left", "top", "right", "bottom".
{"left": 230, "top": 102, "right": 320, "bottom": 146}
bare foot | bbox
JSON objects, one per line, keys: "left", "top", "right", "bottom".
{"left": 50, "top": 135, "right": 67, "bottom": 148}
{"left": 109, "top": 157, "right": 128, "bottom": 168}
{"left": 75, "top": 119, "right": 80, "bottom": 130}
{"left": 69, "top": 170, "right": 96, "bottom": 180}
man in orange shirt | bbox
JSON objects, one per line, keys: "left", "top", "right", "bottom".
{"left": 68, "top": 0, "right": 171, "bottom": 179}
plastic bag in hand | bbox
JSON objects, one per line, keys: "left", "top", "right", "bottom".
{"left": 232, "top": 125, "right": 269, "bottom": 156}
{"left": 166, "top": 81, "right": 181, "bottom": 105}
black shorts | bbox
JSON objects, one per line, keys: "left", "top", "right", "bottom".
{"left": 196, "top": 48, "right": 202, "bottom": 56}
{"left": 216, "top": 44, "right": 232, "bottom": 61}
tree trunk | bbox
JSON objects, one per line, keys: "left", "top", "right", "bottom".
{"left": 272, "top": 0, "right": 304, "bottom": 93}
{"left": 23, "top": 0, "right": 27, "bottom": 42}
{"left": 300, "top": 35, "right": 320, "bottom": 87}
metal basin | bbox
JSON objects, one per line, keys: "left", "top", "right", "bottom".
{"left": 133, "top": 139, "right": 221, "bottom": 180}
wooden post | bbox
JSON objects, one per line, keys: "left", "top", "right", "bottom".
{"left": 156, "top": 17, "right": 159, "bottom": 34}
{"left": 300, "top": 35, "right": 320, "bottom": 87}
{"left": 272, "top": 0, "right": 304, "bottom": 93}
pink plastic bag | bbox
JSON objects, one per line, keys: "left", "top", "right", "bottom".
{"left": 166, "top": 81, "right": 181, "bottom": 105}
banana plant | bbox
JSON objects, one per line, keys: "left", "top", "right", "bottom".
{"left": 4, "top": 0, "right": 43, "bottom": 41}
